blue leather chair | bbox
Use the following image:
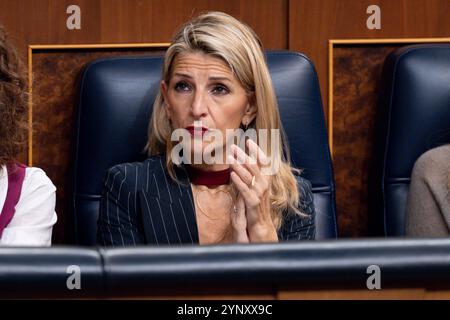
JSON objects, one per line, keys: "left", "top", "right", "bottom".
{"left": 72, "top": 51, "right": 337, "bottom": 245}
{"left": 379, "top": 44, "right": 450, "bottom": 236}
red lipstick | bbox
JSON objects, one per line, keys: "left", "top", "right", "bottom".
{"left": 184, "top": 125, "right": 209, "bottom": 137}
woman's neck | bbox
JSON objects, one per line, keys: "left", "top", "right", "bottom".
{"left": 185, "top": 163, "right": 231, "bottom": 186}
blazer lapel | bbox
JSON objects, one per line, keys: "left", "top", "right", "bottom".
{"left": 138, "top": 158, "right": 199, "bottom": 245}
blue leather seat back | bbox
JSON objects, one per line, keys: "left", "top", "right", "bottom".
{"left": 73, "top": 51, "right": 337, "bottom": 245}
{"left": 269, "top": 52, "right": 337, "bottom": 239}
{"left": 381, "top": 44, "right": 450, "bottom": 236}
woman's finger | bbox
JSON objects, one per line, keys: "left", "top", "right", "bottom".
{"left": 227, "top": 155, "right": 253, "bottom": 185}
{"left": 231, "top": 143, "right": 260, "bottom": 177}
{"left": 228, "top": 152, "right": 269, "bottom": 197}
{"left": 230, "top": 171, "right": 260, "bottom": 208}
{"left": 230, "top": 171, "right": 251, "bottom": 196}
{"left": 246, "top": 138, "right": 270, "bottom": 169}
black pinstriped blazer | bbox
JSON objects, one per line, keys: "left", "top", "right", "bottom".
{"left": 97, "top": 154, "right": 315, "bottom": 246}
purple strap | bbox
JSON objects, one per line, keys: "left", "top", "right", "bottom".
{"left": 0, "top": 163, "right": 26, "bottom": 238}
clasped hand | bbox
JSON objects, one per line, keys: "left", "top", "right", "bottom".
{"left": 227, "top": 139, "right": 278, "bottom": 243}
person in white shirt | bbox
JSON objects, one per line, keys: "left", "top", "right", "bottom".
{"left": 0, "top": 166, "right": 57, "bottom": 246}
{"left": 0, "top": 25, "right": 57, "bottom": 246}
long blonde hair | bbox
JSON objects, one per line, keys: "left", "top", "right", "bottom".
{"left": 146, "top": 11, "right": 308, "bottom": 229}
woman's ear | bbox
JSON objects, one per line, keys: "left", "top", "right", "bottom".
{"left": 243, "top": 94, "right": 257, "bottom": 125}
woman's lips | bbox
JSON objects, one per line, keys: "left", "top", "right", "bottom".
{"left": 184, "top": 126, "right": 209, "bottom": 137}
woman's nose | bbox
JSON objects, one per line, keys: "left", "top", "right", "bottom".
{"left": 191, "top": 89, "right": 208, "bottom": 118}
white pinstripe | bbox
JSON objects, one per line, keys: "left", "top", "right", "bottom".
{"left": 125, "top": 164, "right": 137, "bottom": 245}
{"left": 168, "top": 202, "right": 182, "bottom": 244}
{"left": 142, "top": 192, "right": 160, "bottom": 245}
{"left": 172, "top": 167, "right": 183, "bottom": 196}
{"left": 107, "top": 170, "right": 120, "bottom": 246}
{"left": 178, "top": 197, "right": 194, "bottom": 243}
{"left": 155, "top": 197, "right": 171, "bottom": 244}
{"left": 116, "top": 167, "right": 126, "bottom": 246}
{"left": 104, "top": 166, "right": 115, "bottom": 190}
{"left": 305, "top": 225, "right": 311, "bottom": 240}
{"left": 134, "top": 166, "right": 138, "bottom": 221}
{"left": 159, "top": 157, "right": 173, "bottom": 203}
{"left": 181, "top": 167, "right": 196, "bottom": 214}
{"left": 146, "top": 160, "right": 150, "bottom": 192}
{"left": 153, "top": 173, "right": 161, "bottom": 198}
{"left": 105, "top": 194, "right": 114, "bottom": 247}
{"left": 127, "top": 192, "right": 136, "bottom": 245}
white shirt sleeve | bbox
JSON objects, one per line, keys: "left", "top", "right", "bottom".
{"left": 0, "top": 167, "right": 57, "bottom": 246}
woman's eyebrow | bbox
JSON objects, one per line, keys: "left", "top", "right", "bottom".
{"left": 209, "top": 76, "right": 232, "bottom": 82}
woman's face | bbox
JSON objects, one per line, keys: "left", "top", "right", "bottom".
{"left": 161, "top": 51, "right": 256, "bottom": 165}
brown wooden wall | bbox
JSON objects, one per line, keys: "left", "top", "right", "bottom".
{"left": 1, "top": 0, "right": 450, "bottom": 242}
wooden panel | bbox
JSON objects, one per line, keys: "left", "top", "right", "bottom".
{"left": 333, "top": 44, "right": 402, "bottom": 237}
{"left": 279, "top": 287, "right": 450, "bottom": 300}
{"left": 278, "top": 288, "right": 427, "bottom": 300}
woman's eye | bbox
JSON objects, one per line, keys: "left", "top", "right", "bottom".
{"left": 212, "top": 85, "right": 229, "bottom": 95}
{"left": 174, "top": 82, "right": 191, "bottom": 92}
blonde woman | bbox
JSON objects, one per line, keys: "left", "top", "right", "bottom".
{"left": 97, "top": 11, "right": 315, "bottom": 246}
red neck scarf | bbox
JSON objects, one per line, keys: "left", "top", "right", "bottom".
{"left": 185, "top": 165, "right": 231, "bottom": 186}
